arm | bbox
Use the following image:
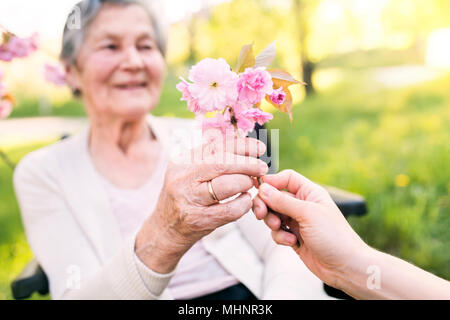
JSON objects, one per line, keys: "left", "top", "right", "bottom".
{"left": 254, "top": 170, "right": 450, "bottom": 300}
{"left": 336, "top": 245, "right": 450, "bottom": 300}
{"left": 14, "top": 136, "right": 268, "bottom": 299}
{"left": 14, "top": 154, "right": 173, "bottom": 300}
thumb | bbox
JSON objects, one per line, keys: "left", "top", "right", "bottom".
{"left": 259, "top": 183, "right": 311, "bottom": 223}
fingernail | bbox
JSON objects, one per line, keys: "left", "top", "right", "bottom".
{"left": 258, "top": 141, "right": 267, "bottom": 155}
{"left": 259, "top": 162, "right": 268, "bottom": 175}
{"left": 268, "top": 214, "right": 278, "bottom": 226}
{"left": 284, "top": 234, "right": 296, "bottom": 246}
{"left": 259, "top": 183, "right": 273, "bottom": 197}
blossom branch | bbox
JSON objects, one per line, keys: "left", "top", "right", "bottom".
{"left": 0, "top": 148, "right": 15, "bottom": 170}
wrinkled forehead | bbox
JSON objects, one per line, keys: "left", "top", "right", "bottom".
{"left": 85, "top": 3, "right": 156, "bottom": 42}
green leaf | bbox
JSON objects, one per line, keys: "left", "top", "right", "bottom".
{"left": 266, "top": 69, "right": 305, "bottom": 122}
{"left": 235, "top": 43, "right": 255, "bottom": 73}
{"left": 254, "top": 41, "right": 276, "bottom": 68}
{"left": 269, "top": 69, "right": 304, "bottom": 85}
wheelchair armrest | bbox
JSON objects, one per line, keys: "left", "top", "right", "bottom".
{"left": 11, "top": 258, "right": 49, "bottom": 299}
{"left": 324, "top": 186, "right": 367, "bottom": 218}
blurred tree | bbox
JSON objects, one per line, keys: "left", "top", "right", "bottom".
{"left": 187, "top": 0, "right": 316, "bottom": 97}
{"left": 292, "top": 0, "right": 318, "bottom": 96}
{"left": 193, "top": 0, "right": 282, "bottom": 64}
{"left": 187, "top": 14, "right": 197, "bottom": 65}
{"left": 382, "top": 0, "right": 450, "bottom": 57}
{"left": 383, "top": 0, "right": 450, "bottom": 37}
{"left": 186, "top": 0, "right": 215, "bottom": 65}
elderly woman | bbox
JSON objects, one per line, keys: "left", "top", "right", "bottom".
{"left": 13, "top": 0, "right": 331, "bottom": 300}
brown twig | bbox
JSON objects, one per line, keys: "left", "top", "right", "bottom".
{"left": 0, "top": 148, "right": 15, "bottom": 170}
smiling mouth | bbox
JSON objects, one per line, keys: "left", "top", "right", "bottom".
{"left": 115, "top": 82, "right": 148, "bottom": 90}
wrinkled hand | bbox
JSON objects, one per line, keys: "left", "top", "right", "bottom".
{"left": 136, "top": 136, "right": 267, "bottom": 273}
{"left": 158, "top": 136, "right": 267, "bottom": 243}
{"left": 252, "top": 169, "right": 368, "bottom": 288}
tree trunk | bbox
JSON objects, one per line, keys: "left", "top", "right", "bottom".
{"left": 294, "top": 0, "right": 316, "bottom": 96}
{"left": 302, "top": 59, "right": 315, "bottom": 95}
{"left": 187, "top": 15, "right": 197, "bottom": 64}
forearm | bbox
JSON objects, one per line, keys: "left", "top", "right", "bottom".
{"left": 135, "top": 214, "right": 191, "bottom": 274}
{"left": 336, "top": 246, "right": 450, "bottom": 300}
{"left": 59, "top": 235, "right": 172, "bottom": 300}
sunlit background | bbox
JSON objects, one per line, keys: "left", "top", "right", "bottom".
{"left": 0, "top": 0, "right": 449, "bottom": 299}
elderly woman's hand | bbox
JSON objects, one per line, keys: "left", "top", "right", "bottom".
{"left": 135, "top": 136, "right": 268, "bottom": 273}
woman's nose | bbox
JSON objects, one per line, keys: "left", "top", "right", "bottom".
{"left": 121, "top": 47, "right": 144, "bottom": 70}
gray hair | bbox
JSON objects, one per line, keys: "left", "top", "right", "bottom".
{"left": 60, "top": 0, "right": 168, "bottom": 68}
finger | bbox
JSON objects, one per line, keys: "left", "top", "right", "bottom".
{"left": 259, "top": 191, "right": 295, "bottom": 225}
{"left": 252, "top": 195, "right": 268, "bottom": 220}
{"left": 198, "top": 136, "right": 266, "bottom": 160}
{"left": 280, "top": 190, "right": 296, "bottom": 198}
{"left": 195, "top": 156, "right": 268, "bottom": 181}
{"left": 271, "top": 229, "right": 298, "bottom": 247}
{"left": 224, "top": 137, "right": 266, "bottom": 158}
{"left": 262, "top": 169, "right": 316, "bottom": 195}
{"left": 207, "top": 192, "right": 252, "bottom": 225}
{"left": 198, "top": 174, "right": 253, "bottom": 205}
{"left": 212, "top": 174, "right": 253, "bottom": 201}
{"left": 262, "top": 170, "right": 333, "bottom": 205}
{"left": 264, "top": 212, "right": 281, "bottom": 231}
{"left": 259, "top": 182, "right": 311, "bottom": 222}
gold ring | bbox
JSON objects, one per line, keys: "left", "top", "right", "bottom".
{"left": 207, "top": 180, "right": 219, "bottom": 202}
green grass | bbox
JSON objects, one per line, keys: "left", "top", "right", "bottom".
{"left": 268, "top": 71, "right": 450, "bottom": 280}
{"left": 1, "top": 69, "right": 449, "bottom": 299}
{"left": 0, "top": 142, "right": 53, "bottom": 300}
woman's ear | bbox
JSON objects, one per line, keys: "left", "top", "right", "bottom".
{"left": 64, "top": 63, "right": 82, "bottom": 95}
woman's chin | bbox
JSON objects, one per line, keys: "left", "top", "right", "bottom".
{"left": 112, "top": 104, "right": 155, "bottom": 119}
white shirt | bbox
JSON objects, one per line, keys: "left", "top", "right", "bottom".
{"left": 95, "top": 146, "right": 239, "bottom": 299}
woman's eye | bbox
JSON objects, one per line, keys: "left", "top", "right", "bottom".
{"left": 104, "top": 44, "right": 118, "bottom": 50}
{"left": 139, "top": 44, "right": 153, "bottom": 50}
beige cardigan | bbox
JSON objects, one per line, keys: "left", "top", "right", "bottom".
{"left": 13, "top": 115, "right": 332, "bottom": 300}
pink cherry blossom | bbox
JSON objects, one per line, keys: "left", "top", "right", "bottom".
{"left": 240, "top": 108, "right": 273, "bottom": 126}
{"left": 269, "top": 87, "right": 285, "bottom": 105}
{"left": 0, "top": 70, "right": 5, "bottom": 96}
{"left": 188, "top": 58, "right": 238, "bottom": 112}
{"left": 44, "top": 63, "right": 67, "bottom": 86}
{"left": 0, "top": 99, "right": 13, "bottom": 119}
{"left": 0, "top": 50, "right": 13, "bottom": 62}
{"left": 176, "top": 77, "right": 200, "bottom": 113}
{"left": 237, "top": 67, "right": 273, "bottom": 106}
{"left": 234, "top": 114, "right": 255, "bottom": 135}
{"left": 0, "top": 33, "right": 39, "bottom": 61}
{"left": 201, "top": 113, "right": 234, "bottom": 136}
{"left": 0, "top": 71, "right": 12, "bottom": 119}
{"left": 228, "top": 101, "right": 255, "bottom": 135}
{"left": 230, "top": 105, "right": 273, "bottom": 135}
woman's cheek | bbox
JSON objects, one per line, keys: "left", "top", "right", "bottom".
{"left": 146, "top": 53, "right": 165, "bottom": 80}
{"left": 85, "top": 52, "right": 119, "bottom": 83}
